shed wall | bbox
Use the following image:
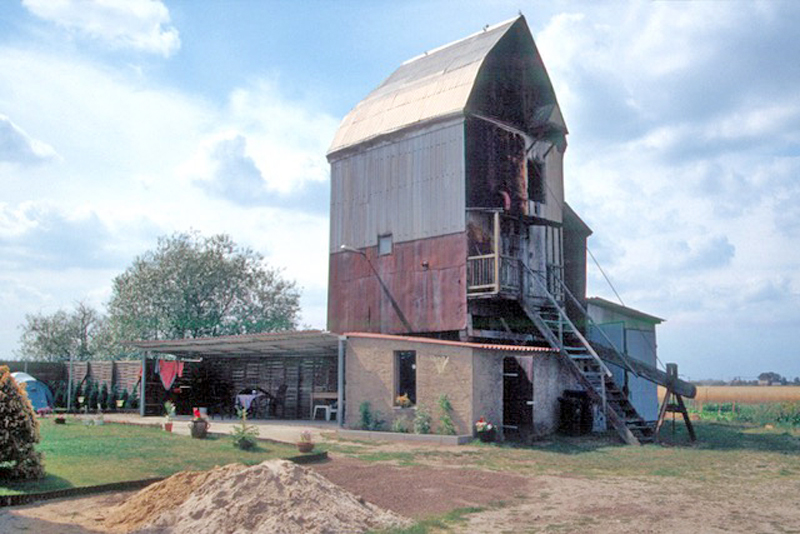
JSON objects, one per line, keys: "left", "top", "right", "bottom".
{"left": 344, "top": 337, "right": 475, "bottom": 434}
{"left": 329, "top": 119, "right": 466, "bottom": 252}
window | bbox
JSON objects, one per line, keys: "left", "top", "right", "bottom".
{"left": 527, "top": 159, "right": 546, "bottom": 204}
{"left": 378, "top": 233, "right": 393, "bottom": 256}
{"left": 395, "top": 350, "right": 416, "bottom": 405}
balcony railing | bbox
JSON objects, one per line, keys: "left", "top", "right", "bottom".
{"left": 467, "top": 254, "right": 521, "bottom": 295}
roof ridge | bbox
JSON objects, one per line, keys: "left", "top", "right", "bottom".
{"left": 401, "top": 15, "right": 521, "bottom": 67}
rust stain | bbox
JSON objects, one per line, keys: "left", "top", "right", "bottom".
{"left": 328, "top": 233, "right": 468, "bottom": 335}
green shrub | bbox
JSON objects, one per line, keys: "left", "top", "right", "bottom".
{"left": 437, "top": 394, "right": 456, "bottom": 435}
{"left": 0, "top": 365, "right": 45, "bottom": 480}
{"left": 99, "top": 383, "right": 109, "bottom": 411}
{"left": 120, "top": 388, "right": 129, "bottom": 408}
{"left": 358, "top": 401, "right": 384, "bottom": 430}
{"left": 391, "top": 416, "right": 410, "bottom": 433}
{"left": 413, "top": 404, "right": 432, "bottom": 434}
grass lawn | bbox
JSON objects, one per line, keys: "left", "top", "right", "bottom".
{"left": 0, "top": 419, "right": 302, "bottom": 496}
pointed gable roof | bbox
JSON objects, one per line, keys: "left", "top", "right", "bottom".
{"left": 328, "top": 15, "right": 563, "bottom": 157}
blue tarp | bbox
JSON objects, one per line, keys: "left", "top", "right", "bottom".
{"left": 11, "top": 372, "right": 54, "bottom": 412}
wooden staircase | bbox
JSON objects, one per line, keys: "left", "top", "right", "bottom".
{"left": 519, "top": 293, "right": 656, "bottom": 445}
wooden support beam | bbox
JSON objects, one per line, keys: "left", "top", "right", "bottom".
{"left": 593, "top": 345, "right": 696, "bottom": 399}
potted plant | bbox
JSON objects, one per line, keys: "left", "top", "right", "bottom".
{"left": 395, "top": 393, "right": 413, "bottom": 408}
{"left": 189, "top": 407, "right": 210, "bottom": 439}
{"left": 475, "top": 417, "right": 496, "bottom": 443}
{"left": 297, "top": 430, "right": 315, "bottom": 453}
{"left": 232, "top": 406, "right": 259, "bottom": 450}
{"left": 54, "top": 414, "right": 67, "bottom": 425}
{"left": 164, "top": 401, "right": 176, "bottom": 432}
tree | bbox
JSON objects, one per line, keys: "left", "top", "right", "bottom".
{"left": 758, "top": 372, "right": 784, "bottom": 385}
{"left": 0, "top": 366, "right": 45, "bottom": 479}
{"left": 17, "top": 302, "right": 113, "bottom": 361}
{"left": 107, "top": 231, "right": 300, "bottom": 344}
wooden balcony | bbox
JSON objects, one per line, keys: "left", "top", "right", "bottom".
{"left": 467, "top": 254, "right": 521, "bottom": 296}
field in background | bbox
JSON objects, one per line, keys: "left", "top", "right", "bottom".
{"left": 659, "top": 385, "right": 800, "bottom": 405}
{"left": 657, "top": 385, "right": 800, "bottom": 428}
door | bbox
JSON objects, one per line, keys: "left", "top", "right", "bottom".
{"left": 503, "top": 356, "right": 534, "bottom": 441}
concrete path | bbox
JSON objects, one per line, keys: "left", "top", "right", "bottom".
{"left": 98, "top": 413, "right": 339, "bottom": 445}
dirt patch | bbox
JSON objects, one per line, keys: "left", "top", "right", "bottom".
{"left": 311, "top": 455, "right": 530, "bottom": 518}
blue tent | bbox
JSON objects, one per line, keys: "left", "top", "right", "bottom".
{"left": 11, "top": 372, "right": 54, "bottom": 412}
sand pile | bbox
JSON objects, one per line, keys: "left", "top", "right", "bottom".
{"left": 107, "top": 460, "right": 410, "bottom": 534}
{"left": 105, "top": 464, "right": 247, "bottom": 533}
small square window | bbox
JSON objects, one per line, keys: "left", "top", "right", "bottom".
{"left": 378, "top": 234, "right": 393, "bottom": 256}
{"left": 528, "top": 159, "right": 546, "bottom": 204}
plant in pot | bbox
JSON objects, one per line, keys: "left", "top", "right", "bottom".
{"left": 189, "top": 407, "right": 210, "bottom": 439}
{"left": 232, "top": 406, "right": 259, "bottom": 450}
{"left": 296, "top": 430, "right": 315, "bottom": 453}
{"left": 475, "top": 417, "right": 496, "bottom": 443}
{"left": 164, "top": 401, "right": 176, "bottom": 432}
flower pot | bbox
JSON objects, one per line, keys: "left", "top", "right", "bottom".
{"left": 297, "top": 441, "right": 315, "bottom": 453}
{"left": 477, "top": 428, "right": 496, "bottom": 443}
{"left": 164, "top": 422, "right": 173, "bottom": 432}
{"left": 190, "top": 420, "right": 209, "bottom": 439}
{"left": 54, "top": 417, "right": 66, "bottom": 425}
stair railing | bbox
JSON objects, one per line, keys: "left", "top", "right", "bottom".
{"left": 551, "top": 275, "right": 641, "bottom": 379}
{"left": 521, "top": 263, "right": 613, "bottom": 379}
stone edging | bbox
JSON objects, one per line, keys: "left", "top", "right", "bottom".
{"left": 337, "top": 428, "right": 473, "bottom": 445}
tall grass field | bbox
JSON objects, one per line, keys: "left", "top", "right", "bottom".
{"left": 658, "top": 385, "right": 800, "bottom": 404}
{"left": 658, "top": 386, "right": 800, "bottom": 427}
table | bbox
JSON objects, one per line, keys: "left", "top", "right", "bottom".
{"left": 236, "top": 393, "right": 264, "bottom": 411}
{"left": 310, "top": 391, "right": 338, "bottom": 419}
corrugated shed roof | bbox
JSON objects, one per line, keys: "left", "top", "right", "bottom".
{"left": 328, "top": 17, "right": 520, "bottom": 156}
{"left": 124, "top": 330, "right": 340, "bottom": 358}
{"left": 587, "top": 297, "right": 665, "bottom": 324}
{"left": 345, "top": 332, "right": 555, "bottom": 353}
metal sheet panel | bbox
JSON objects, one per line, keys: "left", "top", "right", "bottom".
{"left": 328, "top": 233, "right": 468, "bottom": 334}
{"left": 330, "top": 120, "right": 466, "bottom": 251}
{"left": 328, "top": 18, "right": 519, "bottom": 155}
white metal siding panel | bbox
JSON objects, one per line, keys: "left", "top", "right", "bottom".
{"left": 329, "top": 120, "right": 466, "bottom": 252}
{"left": 625, "top": 329, "right": 658, "bottom": 421}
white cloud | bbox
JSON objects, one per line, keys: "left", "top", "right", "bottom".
{"left": 22, "top": 0, "right": 180, "bottom": 57}
{"left": 0, "top": 114, "right": 58, "bottom": 164}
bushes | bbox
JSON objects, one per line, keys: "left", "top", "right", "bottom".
{"left": 0, "top": 366, "right": 45, "bottom": 480}
{"left": 358, "top": 401, "right": 384, "bottom": 431}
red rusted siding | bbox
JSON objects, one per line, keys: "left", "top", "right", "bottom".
{"left": 328, "top": 233, "right": 468, "bottom": 334}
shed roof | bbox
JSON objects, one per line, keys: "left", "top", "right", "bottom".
{"left": 345, "top": 332, "right": 556, "bottom": 353}
{"left": 328, "top": 15, "right": 562, "bottom": 157}
{"left": 125, "top": 330, "right": 340, "bottom": 358}
{"left": 125, "top": 330, "right": 556, "bottom": 359}
{"left": 587, "top": 297, "right": 665, "bottom": 324}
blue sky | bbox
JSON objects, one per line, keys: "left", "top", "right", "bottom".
{"left": 1, "top": 1, "right": 798, "bottom": 381}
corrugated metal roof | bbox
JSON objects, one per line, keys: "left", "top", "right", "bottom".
{"left": 328, "top": 17, "right": 521, "bottom": 156}
{"left": 586, "top": 297, "right": 665, "bottom": 324}
{"left": 345, "top": 332, "right": 556, "bottom": 353}
{"left": 124, "top": 330, "right": 340, "bottom": 358}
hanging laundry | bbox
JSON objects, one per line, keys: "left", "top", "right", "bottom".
{"left": 156, "top": 360, "right": 185, "bottom": 390}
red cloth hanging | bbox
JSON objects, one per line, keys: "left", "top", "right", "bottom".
{"left": 157, "top": 360, "right": 185, "bottom": 390}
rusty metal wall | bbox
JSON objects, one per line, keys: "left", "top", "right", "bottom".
{"left": 329, "top": 119, "right": 466, "bottom": 252}
{"left": 328, "top": 232, "right": 468, "bottom": 334}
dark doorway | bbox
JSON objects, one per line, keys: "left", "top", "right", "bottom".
{"left": 503, "top": 356, "right": 533, "bottom": 441}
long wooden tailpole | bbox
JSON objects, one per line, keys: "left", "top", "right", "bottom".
{"left": 655, "top": 363, "right": 696, "bottom": 443}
